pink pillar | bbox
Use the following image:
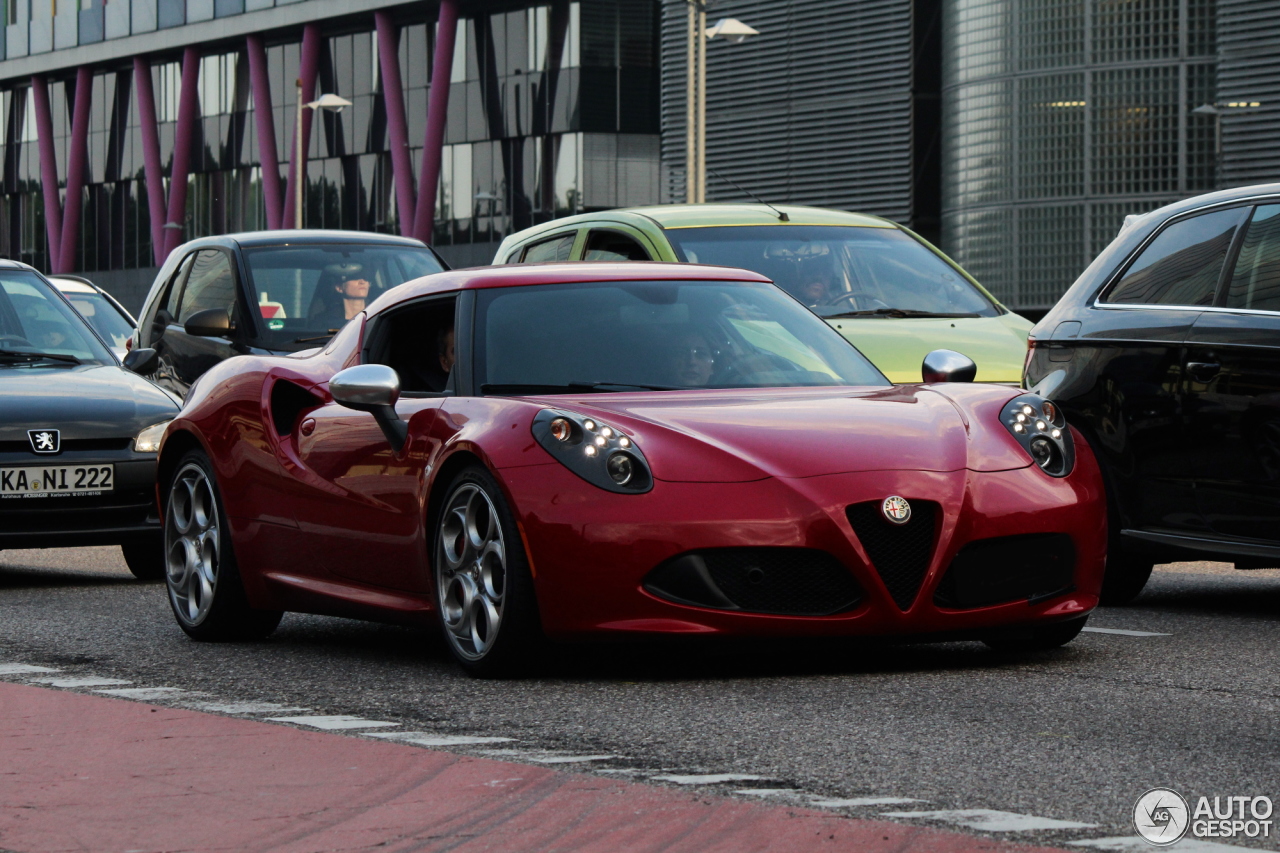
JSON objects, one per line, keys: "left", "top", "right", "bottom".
{"left": 31, "top": 76, "right": 63, "bottom": 271}
{"left": 281, "top": 23, "right": 322, "bottom": 231}
{"left": 133, "top": 58, "right": 168, "bottom": 267}
{"left": 375, "top": 10, "right": 416, "bottom": 237}
{"left": 163, "top": 47, "right": 202, "bottom": 259}
{"left": 58, "top": 67, "right": 93, "bottom": 274}
{"left": 414, "top": 0, "right": 458, "bottom": 244}
{"left": 246, "top": 34, "right": 283, "bottom": 231}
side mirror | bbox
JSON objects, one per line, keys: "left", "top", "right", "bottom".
{"left": 150, "top": 308, "right": 173, "bottom": 341}
{"left": 922, "top": 349, "right": 977, "bottom": 383}
{"left": 329, "top": 364, "right": 407, "bottom": 453}
{"left": 122, "top": 347, "right": 159, "bottom": 375}
{"left": 183, "top": 307, "right": 235, "bottom": 338}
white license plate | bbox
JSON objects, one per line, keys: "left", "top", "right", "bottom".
{"left": 0, "top": 464, "right": 114, "bottom": 497}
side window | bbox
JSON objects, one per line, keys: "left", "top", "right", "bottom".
{"left": 368, "top": 297, "right": 458, "bottom": 395}
{"left": 583, "top": 230, "right": 651, "bottom": 261}
{"left": 521, "top": 233, "right": 576, "bottom": 263}
{"left": 178, "top": 250, "right": 238, "bottom": 324}
{"left": 155, "top": 252, "right": 196, "bottom": 322}
{"left": 1226, "top": 204, "right": 1280, "bottom": 312}
{"left": 1104, "top": 208, "right": 1249, "bottom": 306}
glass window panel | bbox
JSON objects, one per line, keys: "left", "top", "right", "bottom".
{"left": 522, "top": 233, "right": 575, "bottom": 262}
{"left": 1104, "top": 208, "right": 1249, "bottom": 306}
{"left": 1226, "top": 205, "right": 1280, "bottom": 312}
{"left": 178, "top": 248, "right": 236, "bottom": 321}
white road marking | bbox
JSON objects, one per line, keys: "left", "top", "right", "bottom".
{"left": 28, "top": 677, "right": 131, "bottom": 688}
{"left": 652, "top": 773, "right": 771, "bottom": 785}
{"left": 188, "top": 701, "right": 311, "bottom": 715}
{"left": 593, "top": 768, "right": 647, "bottom": 776}
{"left": 0, "top": 663, "right": 59, "bottom": 675}
{"left": 1082, "top": 627, "right": 1171, "bottom": 637}
{"left": 881, "top": 809, "right": 1098, "bottom": 831}
{"left": 367, "top": 732, "right": 515, "bottom": 747}
{"left": 94, "top": 687, "right": 187, "bottom": 700}
{"left": 812, "top": 796, "right": 925, "bottom": 807}
{"left": 734, "top": 789, "right": 802, "bottom": 798}
{"left": 526, "top": 754, "right": 618, "bottom": 764}
{"left": 267, "top": 715, "right": 399, "bottom": 730}
{"left": 1069, "top": 837, "right": 1261, "bottom": 852}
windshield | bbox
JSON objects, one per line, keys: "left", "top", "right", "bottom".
{"left": 0, "top": 272, "right": 114, "bottom": 365}
{"left": 242, "top": 243, "right": 444, "bottom": 348}
{"left": 475, "top": 279, "right": 889, "bottom": 393}
{"left": 666, "top": 225, "right": 999, "bottom": 318}
{"left": 61, "top": 290, "right": 135, "bottom": 350}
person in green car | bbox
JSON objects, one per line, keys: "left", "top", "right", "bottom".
{"left": 495, "top": 204, "right": 1033, "bottom": 384}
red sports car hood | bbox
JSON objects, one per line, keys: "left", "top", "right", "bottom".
{"left": 558, "top": 385, "right": 1033, "bottom": 483}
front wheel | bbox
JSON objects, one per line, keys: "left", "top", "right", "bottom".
{"left": 122, "top": 539, "right": 166, "bottom": 581}
{"left": 1099, "top": 553, "right": 1154, "bottom": 606}
{"left": 983, "top": 616, "right": 1088, "bottom": 652}
{"left": 164, "top": 450, "right": 282, "bottom": 641}
{"left": 434, "top": 465, "right": 542, "bottom": 677}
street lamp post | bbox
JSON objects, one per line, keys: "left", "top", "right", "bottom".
{"left": 1193, "top": 101, "right": 1262, "bottom": 187}
{"left": 685, "top": 5, "right": 757, "bottom": 203}
{"left": 295, "top": 84, "right": 353, "bottom": 229}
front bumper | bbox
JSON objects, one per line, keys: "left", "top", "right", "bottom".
{"left": 503, "top": 453, "right": 1106, "bottom": 639}
{"left": 0, "top": 453, "right": 160, "bottom": 549}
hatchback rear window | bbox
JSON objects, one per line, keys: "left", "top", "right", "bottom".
{"left": 1104, "top": 207, "right": 1249, "bottom": 306}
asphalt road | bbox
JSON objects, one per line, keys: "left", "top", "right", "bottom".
{"left": 1, "top": 546, "right": 1277, "bottom": 850}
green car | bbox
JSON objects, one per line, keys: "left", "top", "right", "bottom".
{"left": 493, "top": 204, "right": 1031, "bottom": 384}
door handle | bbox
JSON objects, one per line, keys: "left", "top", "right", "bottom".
{"left": 1185, "top": 361, "right": 1221, "bottom": 382}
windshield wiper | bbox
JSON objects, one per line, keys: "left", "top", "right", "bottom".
{"left": 292, "top": 330, "right": 341, "bottom": 344}
{"left": 821, "top": 308, "right": 981, "bottom": 319}
{"left": 0, "top": 349, "right": 81, "bottom": 364}
{"left": 569, "top": 380, "right": 685, "bottom": 391}
{"left": 481, "top": 382, "right": 682, "bottom": 395}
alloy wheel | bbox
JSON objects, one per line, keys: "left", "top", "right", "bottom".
{"left": 437, "top": 482, "right": 508, "bottom": 661}
{"left": 165, "top": 461, "right": 221, "bottom": 626}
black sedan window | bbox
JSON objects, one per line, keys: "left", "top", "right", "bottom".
{"left": 1104, "top": 207, "right": 1249, "bottom": 306}
{"left": 475, "top": 279, "right": 889, "bottom": 393}
{"left": 1226, "top": 204, "right": 1280, "bottom": 313}
{"left": 0, "top": 272, "right": 113, "bottom": 365}
{"left": 242, "top": 244, "right": 444, "bottom": 348}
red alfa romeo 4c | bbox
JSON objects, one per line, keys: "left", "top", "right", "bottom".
{"left": 155, "top": 263, "right": 1106, "bottom": 675}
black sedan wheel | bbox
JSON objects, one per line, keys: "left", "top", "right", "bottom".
{"left": 164, "top": 450, "right": 282, "bottom": 641}
{"left": 434, "top": 465, "right": 542, "bottom": 677}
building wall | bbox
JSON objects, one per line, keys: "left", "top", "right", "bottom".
{"left": 1217, "top": 0, "right": 1280, "bottom": 187}
{"left": 659, "top": 0, "right": 942, "bottom": 241}
{"left": 941, "top": 0, "right": 1218, "bottom": 311}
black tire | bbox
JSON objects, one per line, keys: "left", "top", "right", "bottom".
{"left": 164, "top": 450, "right": 282, "bottom": 641}
{"left": 122, "top": 539, "right": 166, "bottom": 581}
{"left": 982, "top": 616, "right": 1089, "bottom": 652}
{"left": 1100, "top": 552, "right": 1154, "bottom": 606}
{"left": 433, "top": 464, "right": 543, "bottom": 677}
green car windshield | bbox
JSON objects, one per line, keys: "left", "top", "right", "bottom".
{"left": 666, "top": 225, "right": 999, "bottom": 319}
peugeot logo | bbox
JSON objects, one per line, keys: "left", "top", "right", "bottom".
{"left": 28, "top": 429, "right": 60, "bottom": 454}
{"left": 881, "top": 495, "right": 911, "bottom": 524}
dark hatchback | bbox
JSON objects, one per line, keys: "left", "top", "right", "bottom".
{"left": 133, "top": 231, "right": 446, "bottom": 398}
{"left": 0, "top": 261, "right": 179, "bottom": 578}
{"left": 1027, "top": 182, "right": 1280, "bottom": 602}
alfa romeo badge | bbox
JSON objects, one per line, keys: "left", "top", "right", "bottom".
{"left": 881, "top": 495, "right": 911, "bottom": 524}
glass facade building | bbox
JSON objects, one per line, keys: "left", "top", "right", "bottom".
{"left": 0, "top": 0, "right": 661, "bottom": 308}
{"left": 941, "top": 0, "right": 1220, "bottom": 309}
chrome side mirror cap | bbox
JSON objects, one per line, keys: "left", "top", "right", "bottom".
{"left": 922, "top": 349, "right": 977, "bottom": 383}
{"left": 329, "top": 364, "right": 407, "bottom": 452}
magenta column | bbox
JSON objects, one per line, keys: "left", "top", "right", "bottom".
{"left": 30, "top": 77, "right": 63, "bottom": 271}
{"left": 133, "top": 58, "right": 168, "bottom": 267}
{"left": 375, "top": 10, "right": 417, "bottom": 237}
{"left": 163, "top": 47, "right": 201, "bottom": 260}
{"left": 281, "top": 23, "right": 322, "bottom": 231}
{"left": 57, "top": 67, "right": 93, "bottom": 274}
{"left": 246, "top": 34, "right": 283, "bottom": 231}
{"left": 413, "top": 0, "right": 458, "bottom": 244}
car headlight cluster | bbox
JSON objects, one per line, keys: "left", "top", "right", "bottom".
{"left": 532, "top": 409, "right": 653, "bottom": 494}
{"left": 133, "top": 420, "right": 172, "bottom": 454}
{"left": 1000, "top": 394, "right": 1074, "bottom": 477}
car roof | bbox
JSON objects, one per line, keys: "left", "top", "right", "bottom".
{"left": 366, "top": 262, "right": 774, "bottom": 314}
{"left": 48, "top": 277, "right": 98, "bottom": 294}
{"left": 174, "top": 230, "right": 430, "bottom": 251}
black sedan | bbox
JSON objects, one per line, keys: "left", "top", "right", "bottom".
{"left": 1027, "top": 182, "right": 1280, "bottom": 603}
{"left": 0, "top": 261, "right": 179, "bottom": 579}
{"left": 132, "top": 230, "right": 446, "bottom": 398}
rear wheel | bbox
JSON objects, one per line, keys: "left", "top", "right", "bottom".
{"left": 122, "top": 540, "right": 165, "bottom": 581}
{"left": 434, "top": 465, "right": 542, "bottom": 677}
{"left": 164, "top": 450, "right": 282, "bottom": 641}
{"left": 983, "top": 616, "right": 1088, "bottom": 652}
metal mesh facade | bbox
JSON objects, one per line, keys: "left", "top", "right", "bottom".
{"left": 942, "top": 0, "right": 1219, "bottom": 310}
{"left": 1218, "top": 0, "right": 1280, "bottom": 187}
{"left": 660, "top": 0, "right": 941, "bottom": 240}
